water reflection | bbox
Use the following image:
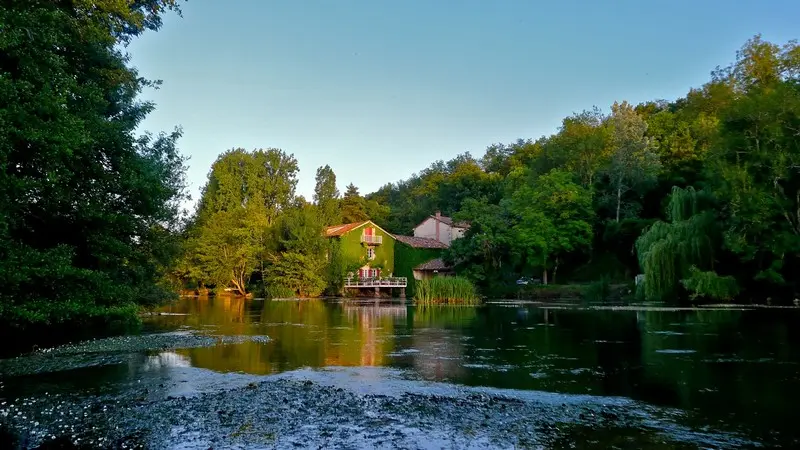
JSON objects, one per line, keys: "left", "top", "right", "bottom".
{"left": 144, "top": 297, "right": 800, "bottom": 443}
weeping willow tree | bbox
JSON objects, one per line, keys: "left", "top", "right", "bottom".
{"left": 635, "top": 187, "right": 738, "bottom": 302}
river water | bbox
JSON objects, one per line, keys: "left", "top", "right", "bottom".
{"left": 2, "top": 297, "right": 799, "bottom": 448}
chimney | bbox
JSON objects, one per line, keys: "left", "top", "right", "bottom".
{"left": 435, "top": 211, "right": 441, "bottom": 242}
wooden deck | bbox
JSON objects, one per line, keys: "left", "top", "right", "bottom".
{"left": 344, "top": 277, "right": 407, "bottom": 288}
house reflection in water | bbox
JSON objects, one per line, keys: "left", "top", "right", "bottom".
{"left": 326, "top": 301, "right": 408, "bottom": 367}
{"left": 151, "top": 298, "right": 478, "bottom": 380}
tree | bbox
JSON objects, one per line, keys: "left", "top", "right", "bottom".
{"left": 635, "top": 187, "right": 731, "bottom": 301}
{"left": 706, "top": 37, "right": 800, "bottom": 292}
{"left": 197, "top": 148, "right": 298, "bottom": 224}
{"left": 507, "top": 170, "right": 594, "bottom": 284}
{"left": 340, "top": 183, "right": 369, "bottom": 223}
{"left": 314, "top": 165, "right": 341, "bottom": 225}
{"left": 605, "top": 101, "right": 661, "bottom": 222}
{"left": 265, "top": 201, "right": 327, "bottom": 297}
{"left": 185, "top": 209, "right": 259, "bottom": 296}
{"left": 184, "top": 148, "right": 299, "bottom": 295}
{"left": 0, "top": 1, "right": 188, "bottom": 326}
{"left": 445, "top": 198, "right": 514, "bottom": 295}
{"left": 551, "top": 108, "right": 612, "bottom": 189}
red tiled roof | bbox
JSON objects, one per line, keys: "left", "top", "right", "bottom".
{"left": 393, "top": 235, "right": 449, "bottom": 249}
{"left": 414, "top": 258, "right": 452, "bottom": 271}
{"left": 325, "top": 221, "right": 368, "bottom": 237}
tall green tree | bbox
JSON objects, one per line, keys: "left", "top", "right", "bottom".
{"left": 314, "top": 165, "right": 341, "bottom": 225}
{"left": 0, "top": 0, "right": 188, "bottom": 325}
{"left": 184, "top": 208, "right": 259, "bottom": 296}
{"left": 265, "top": 200, "right": 327, "bottom": 297}
{"left": 507, "top": 169, "right": 594, "bottom": 284}
{"left": 548, "top": 108, "right": 612, "bottom": 189}
{"left": 197, "top": 148, "right": 298, "bottom": 224}
{"left": 605, "top": 101, "right": 661, "bottom": 222}
{"left": 184, "top": 148, "right": 299, "bottom": 294}
{"left": 340, "top": 183, "right": 369, "bottom": 223}
{"left": 707, "top": 37, "right": 800, "bottom": 292}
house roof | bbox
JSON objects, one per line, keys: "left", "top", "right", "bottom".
{"left": 414, "top": 258, "right": 452, "bottom": 271}
{"left": 325, "top": 221, "right": 369, "bottom": 237}
{"left": 324, "top": 220, "right": 395, "bottom": 239}
{"left": 415, "top": 214, "right": 470, "bottom": 230}
{"left": 393, "top": 235, "right": 449, "bottom": 249}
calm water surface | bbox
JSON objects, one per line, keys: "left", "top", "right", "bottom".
{"left": 5, "top": 297, "right": 800, "bottom": 447}
{"left": 142, "top": 297, "right": 800, "bottom": 444}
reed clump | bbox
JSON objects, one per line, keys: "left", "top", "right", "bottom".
{"left": 414, "top": 277, "right": 480, "bottom": 305}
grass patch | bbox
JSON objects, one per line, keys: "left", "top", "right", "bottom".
{"left": 413, "top": 277, "right": 480, "bottom": 305}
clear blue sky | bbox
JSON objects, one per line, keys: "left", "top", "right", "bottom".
{"left": 129, "top": 0, "right": 799, "bottom": 205}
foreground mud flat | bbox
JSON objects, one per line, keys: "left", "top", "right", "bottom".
{"left": 0, "top": 332, "right": 760, "bottom": 449}
{"left": 1, "top": 377, "right": 754, "bottom": 449}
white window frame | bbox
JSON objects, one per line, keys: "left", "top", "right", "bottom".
{"left": 367, "top": 247, "right": 375, "bottom": 260}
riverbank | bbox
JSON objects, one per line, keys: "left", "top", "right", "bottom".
{"left": 515, "top": 282, "right": 631, "bottom": 301}
{"left": 0, "top": 365, "right": 752, "bottom": 449}
{"left": 2, "top": 298, "right": 798, "bottom": 448}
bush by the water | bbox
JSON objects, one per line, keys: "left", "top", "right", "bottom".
{"left": 583, "top": 276, "right": 612, "bottom": 302}
{"left": 263, "top": 285, "right": 297, "bottom": 299}
{"left": 414, "top": 277, "right": 480, "bottom": 305}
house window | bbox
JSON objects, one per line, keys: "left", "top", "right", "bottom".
{"left": 367, "top": 247, "right": 375, "bottom": 260}
{"left": 370, "top": 268, "right": 378, "bottom": 278}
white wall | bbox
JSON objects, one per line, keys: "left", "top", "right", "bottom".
{"left": 451, "top": 226, "right": 467, "bottom": 241}
{"left": 414, "top": 217, "right": 440, "bottom": 240}
{"left": 414, "top": 217, "right": 468, "bottom": 246}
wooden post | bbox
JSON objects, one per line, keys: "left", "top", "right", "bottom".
{"left": 399, "top": 287, "right": 406, "bottom": 299}
{"left": 374, "top": 287, "right": 380, "bottom": 298}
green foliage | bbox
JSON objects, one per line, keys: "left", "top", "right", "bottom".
{"left": 368, "top": 153, "right": 502, "bottom": 234}
{"left": 196, "top": 148, "right": 298, "bottom": 223}
{"left": 0, "top": 1, "right": 187, "bottom": 327}
{"left": 414, "top": 277, "right": 480, "bottom": 305}
{"left": 265, "top": 252, "right": 326, "bottom": 297}
{"left": 394, "top": 244, "right": 444, "bottom": 297}
{"left": 181, "top": 148, "right": 299, "bottom": 295}
{"left": 570, "top": 253, "right": 629, "bottom": 283}
{"left": 444, "top": 198, "right": 516, "bottom": 297}
{"left": 263, "top": 285, "right": 298, "bottom": 299}
{"left": 332, "top": 222, "right": 395, "bottom": 277}
{"left": 314, "top": 165, "right": 341, "bottom": 226}
{"left": 265, "top": 201, "right": 327, "bottom": 297}
{"left": 604, "top": 101, "right": 662, "bottom": 222}
{"left": 507, "top": 169, "right": 594, "bottom": 284}
{"left": 174, "top": 34, "right": 799, "bottom": 306}
{"left": 340, "top": 183, "right": 369, "bottom": 223}
{"left": 635, "top": 187, "right": 721, "bottom": 301}
{"left": 681, "top": 266, "right": 740, "bottom": 302}
{"left": 584, "top": 275, "right": 612, "bottom": 303}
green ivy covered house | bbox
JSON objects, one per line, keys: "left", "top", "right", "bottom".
{"left": 325, "top": 221, "right": 405, "bottom": 295}
{"left": 324, "top": 215, "right": 461, "bottom": 297}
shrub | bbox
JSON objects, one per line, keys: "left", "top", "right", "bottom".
{"left": 414, "top": 277, "right": 480, "bottom": 305}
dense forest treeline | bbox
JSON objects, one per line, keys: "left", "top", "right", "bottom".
{"left": 181, "top": 35, "right": 800, "bottom": 305}
{"left": 2, "top": 0, "right": 799, "bottom": 333}
{"left": 369, "top": 36, "right": 800, "bottom": 303}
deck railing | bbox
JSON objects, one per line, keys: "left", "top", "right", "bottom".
{"left": 345, "top": 277, "right": 407, "bottom": 288}
{"left": 361, "top": 234, "right": 383, "bottom": 245}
